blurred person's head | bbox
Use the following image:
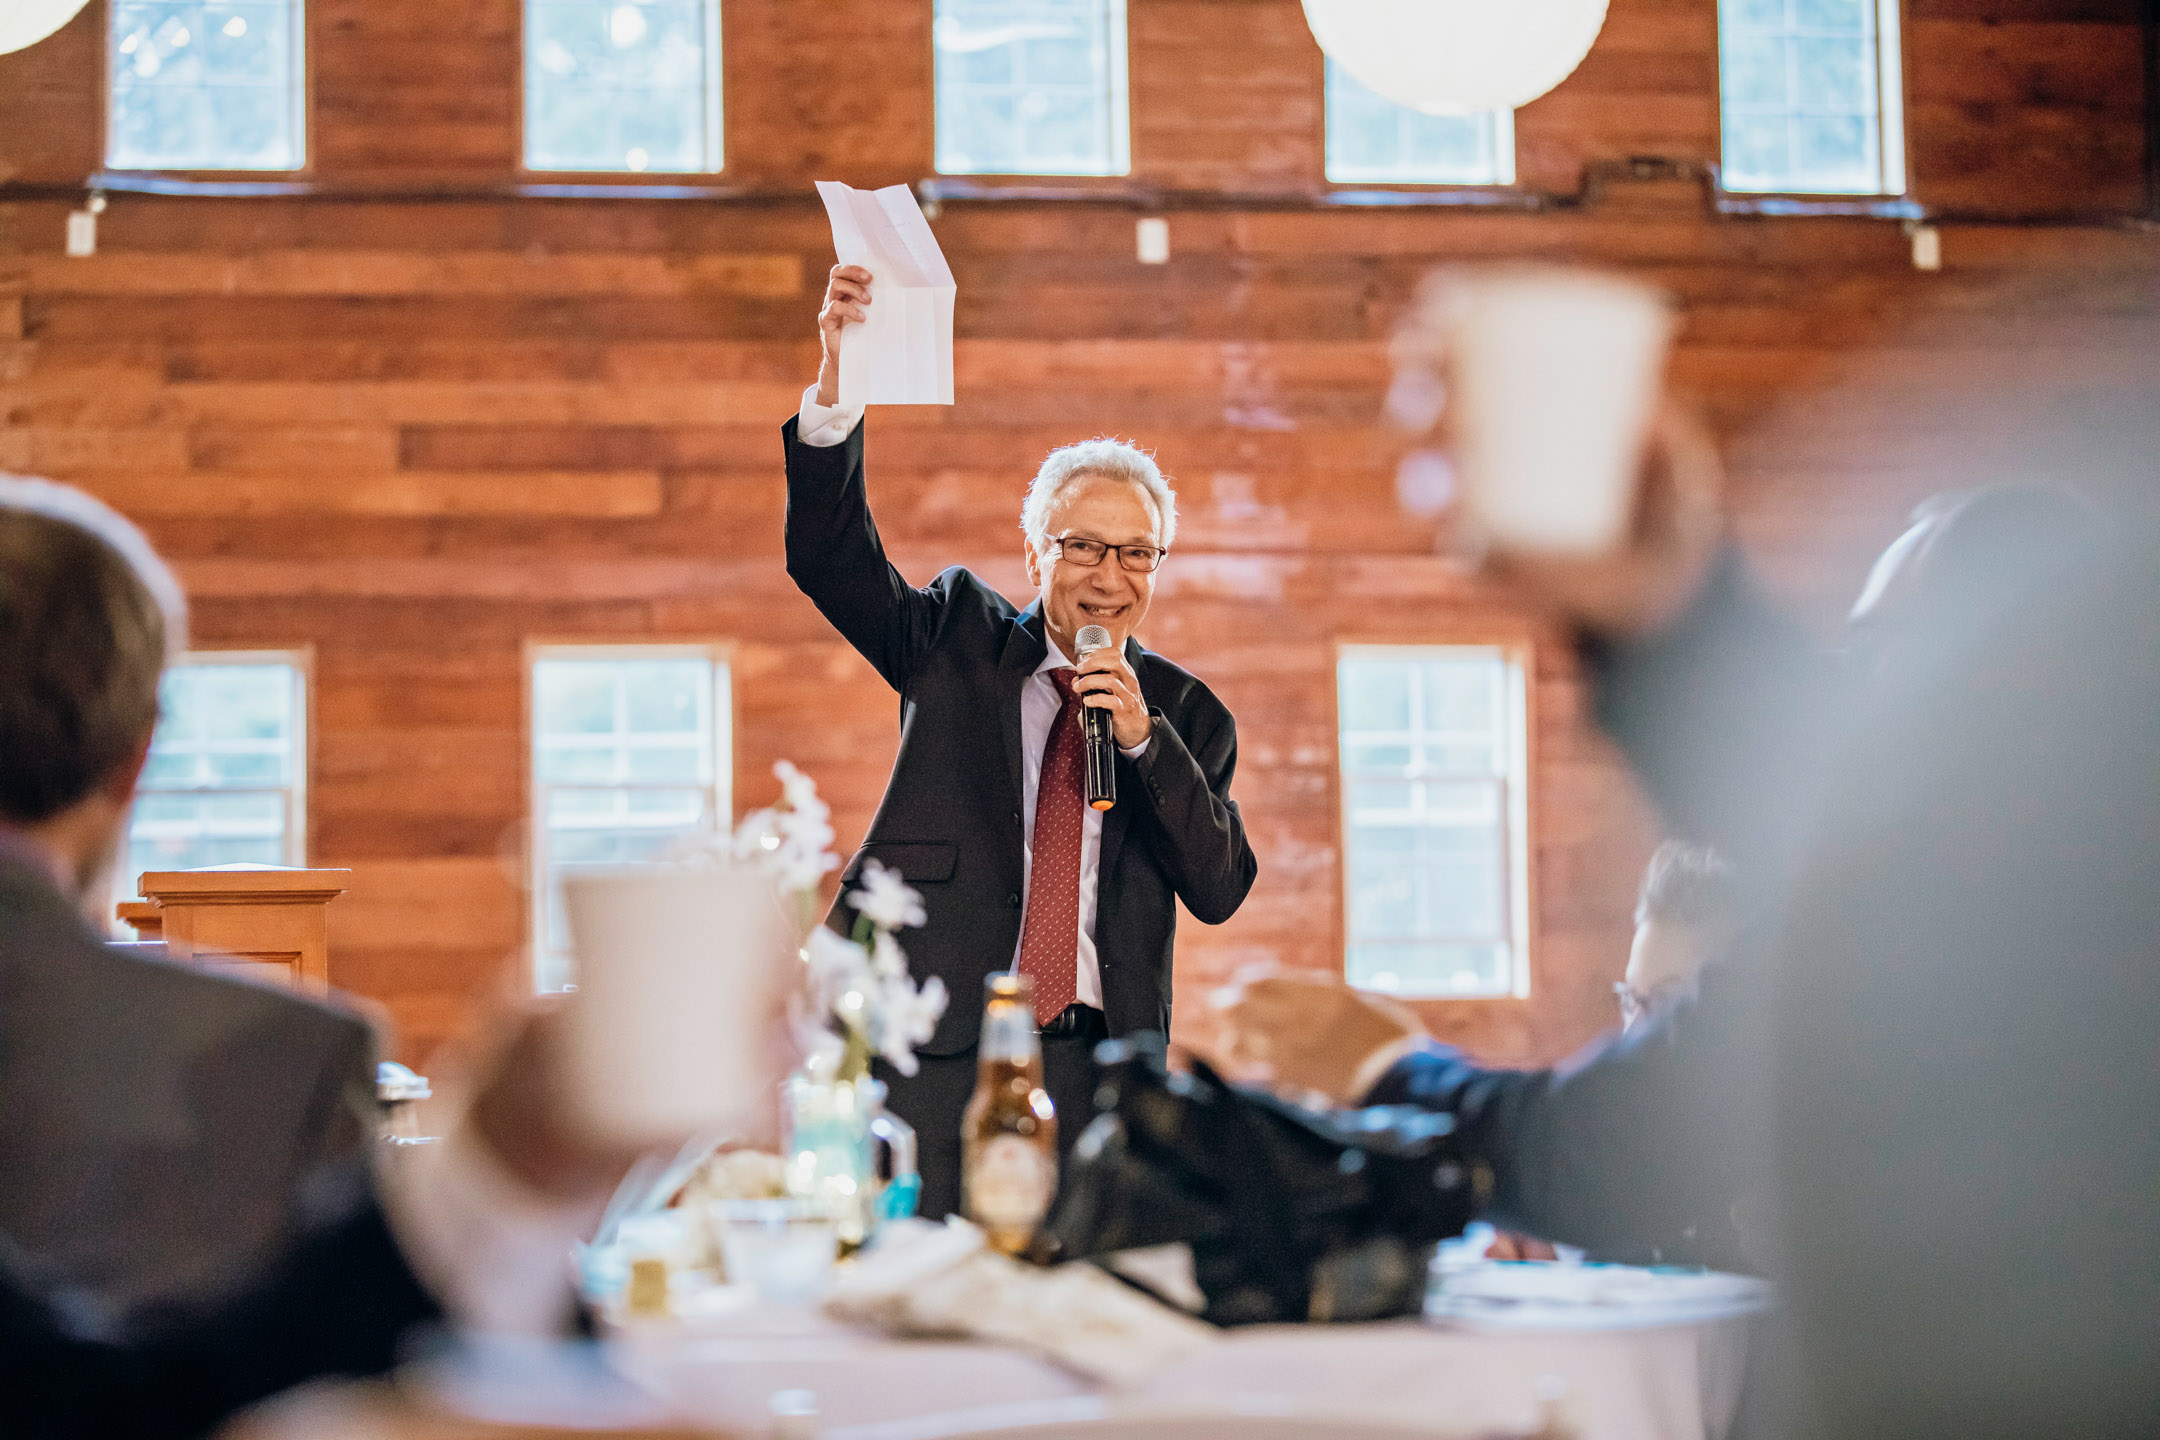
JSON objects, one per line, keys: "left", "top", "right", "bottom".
{"left": 0, "top": 476, "right": 185, "bottom": 900}
{"left": 1845, "top": 485, "right": 2101, "bottom": 674}
{"left": 1618, "top": 841, "right": 1736, "bottom": 1031}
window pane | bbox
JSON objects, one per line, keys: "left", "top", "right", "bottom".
{"left": 110, "top": 1, "right": 303, "bottom": 171}
{"left": 122, "top": 658, "right": 303, "bottom": 903}
{"left": 1348, "top": 942, "right": 1510, "bottom": 996}
{"left": 1339, "top": 648, "right": 1523, "bottom": 998}
{"left": 532, "top": 651, "right": 727, "bottom": 990}
{"left": 1719, "top": 0, "right": 1895, "bottom": 194}
{"left": 935, "top": 0, "right": 1128, "bottom": 176}
{"left": 525, "top": 0, "right": 722, "bottom": 173}
{"left": 1325, "top": 60, "right": 1511, "bottom": 186}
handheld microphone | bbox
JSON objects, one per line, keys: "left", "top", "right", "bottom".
{"left": 1074, "top": 624, "right": 1117, "bottom": 812}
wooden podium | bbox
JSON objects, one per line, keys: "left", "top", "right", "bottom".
{"left": 129, "top": 864, "right": 351, "bottom": 993}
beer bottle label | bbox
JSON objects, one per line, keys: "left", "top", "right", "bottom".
{"left": 968, "top": 1134, "right": 1054, "bottom": 1230}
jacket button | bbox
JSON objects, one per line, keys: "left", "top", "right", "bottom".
{"left": 1006, "top": 892, "right": 1021, "bottom": 908}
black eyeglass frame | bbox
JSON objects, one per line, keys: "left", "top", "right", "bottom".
{"left": 1049, "top": 533, "right": 1167, "bottom": 573}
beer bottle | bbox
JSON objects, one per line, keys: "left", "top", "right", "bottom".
{"left": 962, "top": 973, "right": 1058, "bottom": 1254}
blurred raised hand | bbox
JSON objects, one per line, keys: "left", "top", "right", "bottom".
{"left": 1202, "top": 965, "right": 1429, "bottom": 1108}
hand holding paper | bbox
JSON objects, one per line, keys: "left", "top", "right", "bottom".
{"left": 814, "top": 181, "right": 956, "bottom": 408}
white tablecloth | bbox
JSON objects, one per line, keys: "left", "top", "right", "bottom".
{"left": 608, "top": 1303, "right": 1755, "bottom": 1440}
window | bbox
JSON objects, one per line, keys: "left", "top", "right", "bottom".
{"left": 530, "top": 646, "right": 730, "bottom": 991}
{"left": 525, "top": 0, "right": 722, "bottom": 173}
{"left": 108, "top": 0, "right": 305, "bottom": 171}
{"left": 934, "top": 0, "right": 1130, "bottom": 176}
{"left": 1718, "top": 0, "right": 1905, "bottom": 195}
{"left": 120, "top": 654, "right": 307, "bottom": 901}
{"left": 1338, "top": 646, "right": 1530, "bottom": 998}
{"left": 1324, "top": 60, "right": 1514, "bottom": 187}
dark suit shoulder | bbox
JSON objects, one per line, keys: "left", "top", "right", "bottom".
{"left": 910, "top": 566, "right": 1026, "bottom": 653}
{"left": 0, "top": 859, "right": 374, "bottom": 1062}
{"left": 925, "top": 565, "right": 1020, "bottom": 615}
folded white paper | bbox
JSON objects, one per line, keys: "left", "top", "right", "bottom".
{"left": 815, "top": 180, "right": 957, "bottom": 408}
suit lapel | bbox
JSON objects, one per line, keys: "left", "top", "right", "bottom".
{"left": 997, "top": 604, "right": 1048, "bottom": 808}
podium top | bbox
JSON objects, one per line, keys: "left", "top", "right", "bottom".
{"left": 138, "top": 866, "right": 351, "bottom": 904}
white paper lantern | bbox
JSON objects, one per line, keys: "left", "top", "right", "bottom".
{"left": 1301, "top": 0, "right": 1610, "bottom": 116}
{"left": 0, "top": 0, "right": 93, "bottom": 56}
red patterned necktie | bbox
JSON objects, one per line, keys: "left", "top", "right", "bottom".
{"left": 1015, "top": 667, "right": 1084, "bottom": 1022}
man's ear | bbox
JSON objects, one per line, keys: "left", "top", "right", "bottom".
{"left": 102, "top": 731, "right": 153, "bottom": 806}
{"left": 1022, "top": 536, "right": 1043, "bottom": 589}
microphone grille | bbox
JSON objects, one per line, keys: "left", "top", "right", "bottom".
{"left": 1075, "top": 625, "right": 1111, "bottom": 656}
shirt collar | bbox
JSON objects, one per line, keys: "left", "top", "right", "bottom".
{"left": 1034, "top": 637, "right": 1075, "bottom": 676}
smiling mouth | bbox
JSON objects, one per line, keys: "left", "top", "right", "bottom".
{"left": 1079, "top": 602, "right": 1127, "bottom": 620}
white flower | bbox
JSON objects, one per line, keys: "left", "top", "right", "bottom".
{"left": 774, "top": 759, "right": 822, "bottom": 814}
{"left": 847, "top": 859, "right": 927, "bottom": 932}
{"left": 877, "top": 974, "right": 947, "bottom": 1077}
{"left": 806, "top": 926, "right": 872, "bottom": 1004}
{"left": 870, "top": 928, "right": 909, "bottom": 982}
{"left": 730, "top": 762, "right": 839, "bottom": 896}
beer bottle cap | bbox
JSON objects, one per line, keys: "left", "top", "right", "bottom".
{"left": 986, "top": 972, "right": 1032, "bottom": 1000}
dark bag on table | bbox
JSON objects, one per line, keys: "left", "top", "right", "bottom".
{"left": 1046, "top": 1034, "right": 1480, "bottom": 1326}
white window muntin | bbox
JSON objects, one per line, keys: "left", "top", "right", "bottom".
{"left": 1718, "top": 0, "right": 1905, "bottom": 196}
{"left": 934, "top": 0, "right": 1131, "bottom": 177}
{"left": 1339, "top": 644, "right": 1531, "bottom": 999}
{"left": 121, "top": 650, "right": 308, "bottom": 907}
{"left": 108, "top": 0, "right": 307, "bottom": 171}
{"left": 529, "top": 643, "right": 731, "bottom": 992}
{"left": 524, "top": 0, "right": 724, "bottom": 173}
{"left": 1323, "top": 59, "right": 1515, "bottom": 187}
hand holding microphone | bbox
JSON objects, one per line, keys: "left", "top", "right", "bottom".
{"left": 1073, "top": 624, "right": 1149, "bottom": 811}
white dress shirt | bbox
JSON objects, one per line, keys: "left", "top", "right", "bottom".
{"left": 795, "top": 386, "right": 1148, "bottom": 1014}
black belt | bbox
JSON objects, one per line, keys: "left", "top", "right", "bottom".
{"left": 1040, "top": 1003, "right": 1108, "bottom": 1040}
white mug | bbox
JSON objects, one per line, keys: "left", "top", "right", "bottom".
{"left": 1414, "top": 267, "right": 1675, "bottom": 556}
{"left": 561, "top": 859, "right": 789, "bottom": 1145}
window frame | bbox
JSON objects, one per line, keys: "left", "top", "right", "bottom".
{"left": 1320, "top": 58, "right": 1517, "bottom": 192}
{"left": 931, "top": 0, "right": 1133, "bottom": 180}
{"left": 116, "top": 647, "right": 311, "bottom": 913}
{"left": 1715, "top": 0, "right": 1908, "bottom": 199}
{"left": 1334, "top": 640, "right": 1535, "bottom": 1001}
{"left": 524, "top": 639, "right": 735, "bottom": 992}
{"left": 518, "top": 0, "right": 726, "bottom": 179}
{"left": 103, "top": 0, "right": 313, "bottom": 177}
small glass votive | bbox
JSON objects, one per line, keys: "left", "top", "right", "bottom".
{"left": 712, "top": 1198, "right": 838, "bottom": 1305}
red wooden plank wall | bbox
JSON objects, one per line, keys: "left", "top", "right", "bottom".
{"left": 1, "top": 0, "right": 2153, "bottom": 1069}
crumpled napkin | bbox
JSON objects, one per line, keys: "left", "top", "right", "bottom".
{"left": 825, "top": 1219, "right": 1218, "bottom": 1386}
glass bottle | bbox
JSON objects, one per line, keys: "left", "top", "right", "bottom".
{"left": 961, "top": 973, "right": 1058, "bottom": 1254}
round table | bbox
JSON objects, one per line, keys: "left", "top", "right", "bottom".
{"left": 606, "top": 1301, "right": 1756, "bottom": 1440}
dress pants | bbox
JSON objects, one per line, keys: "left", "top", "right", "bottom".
{"left": 873, "top": 1009, "right": 1107, "bottom": 1224}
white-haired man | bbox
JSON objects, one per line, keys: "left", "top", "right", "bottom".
{"left": 783, "top": 264, "right": 1258, "bottom": 1219}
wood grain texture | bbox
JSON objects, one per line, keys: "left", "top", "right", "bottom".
{"left": 1, "top": 0, "right": 2155, "bottom": 1071}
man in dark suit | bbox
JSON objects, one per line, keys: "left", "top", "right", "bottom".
{"left": 784, "top": 263, "right": 1259, "bottom": 1219}
{"left": 0, "top": 477, "right": 649, "bottom": 1437}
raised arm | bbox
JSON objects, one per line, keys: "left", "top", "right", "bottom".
{"left": 783, "top": 264, "right": 941, "bottom": 692}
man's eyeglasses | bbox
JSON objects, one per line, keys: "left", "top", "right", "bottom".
{"left": 1052, "top": 535, "right": 1166, "bottom": 574}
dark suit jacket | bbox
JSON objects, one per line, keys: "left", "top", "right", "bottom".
{"left": 0, "top": 845, "right": 439, "bottom": 1437}
{"left": 783, "top": 416, "right": 1258, "bottom": 1052}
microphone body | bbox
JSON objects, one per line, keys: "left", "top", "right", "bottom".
{"left": 1074, "top": 625, "right": 1117, "bottom": 812}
